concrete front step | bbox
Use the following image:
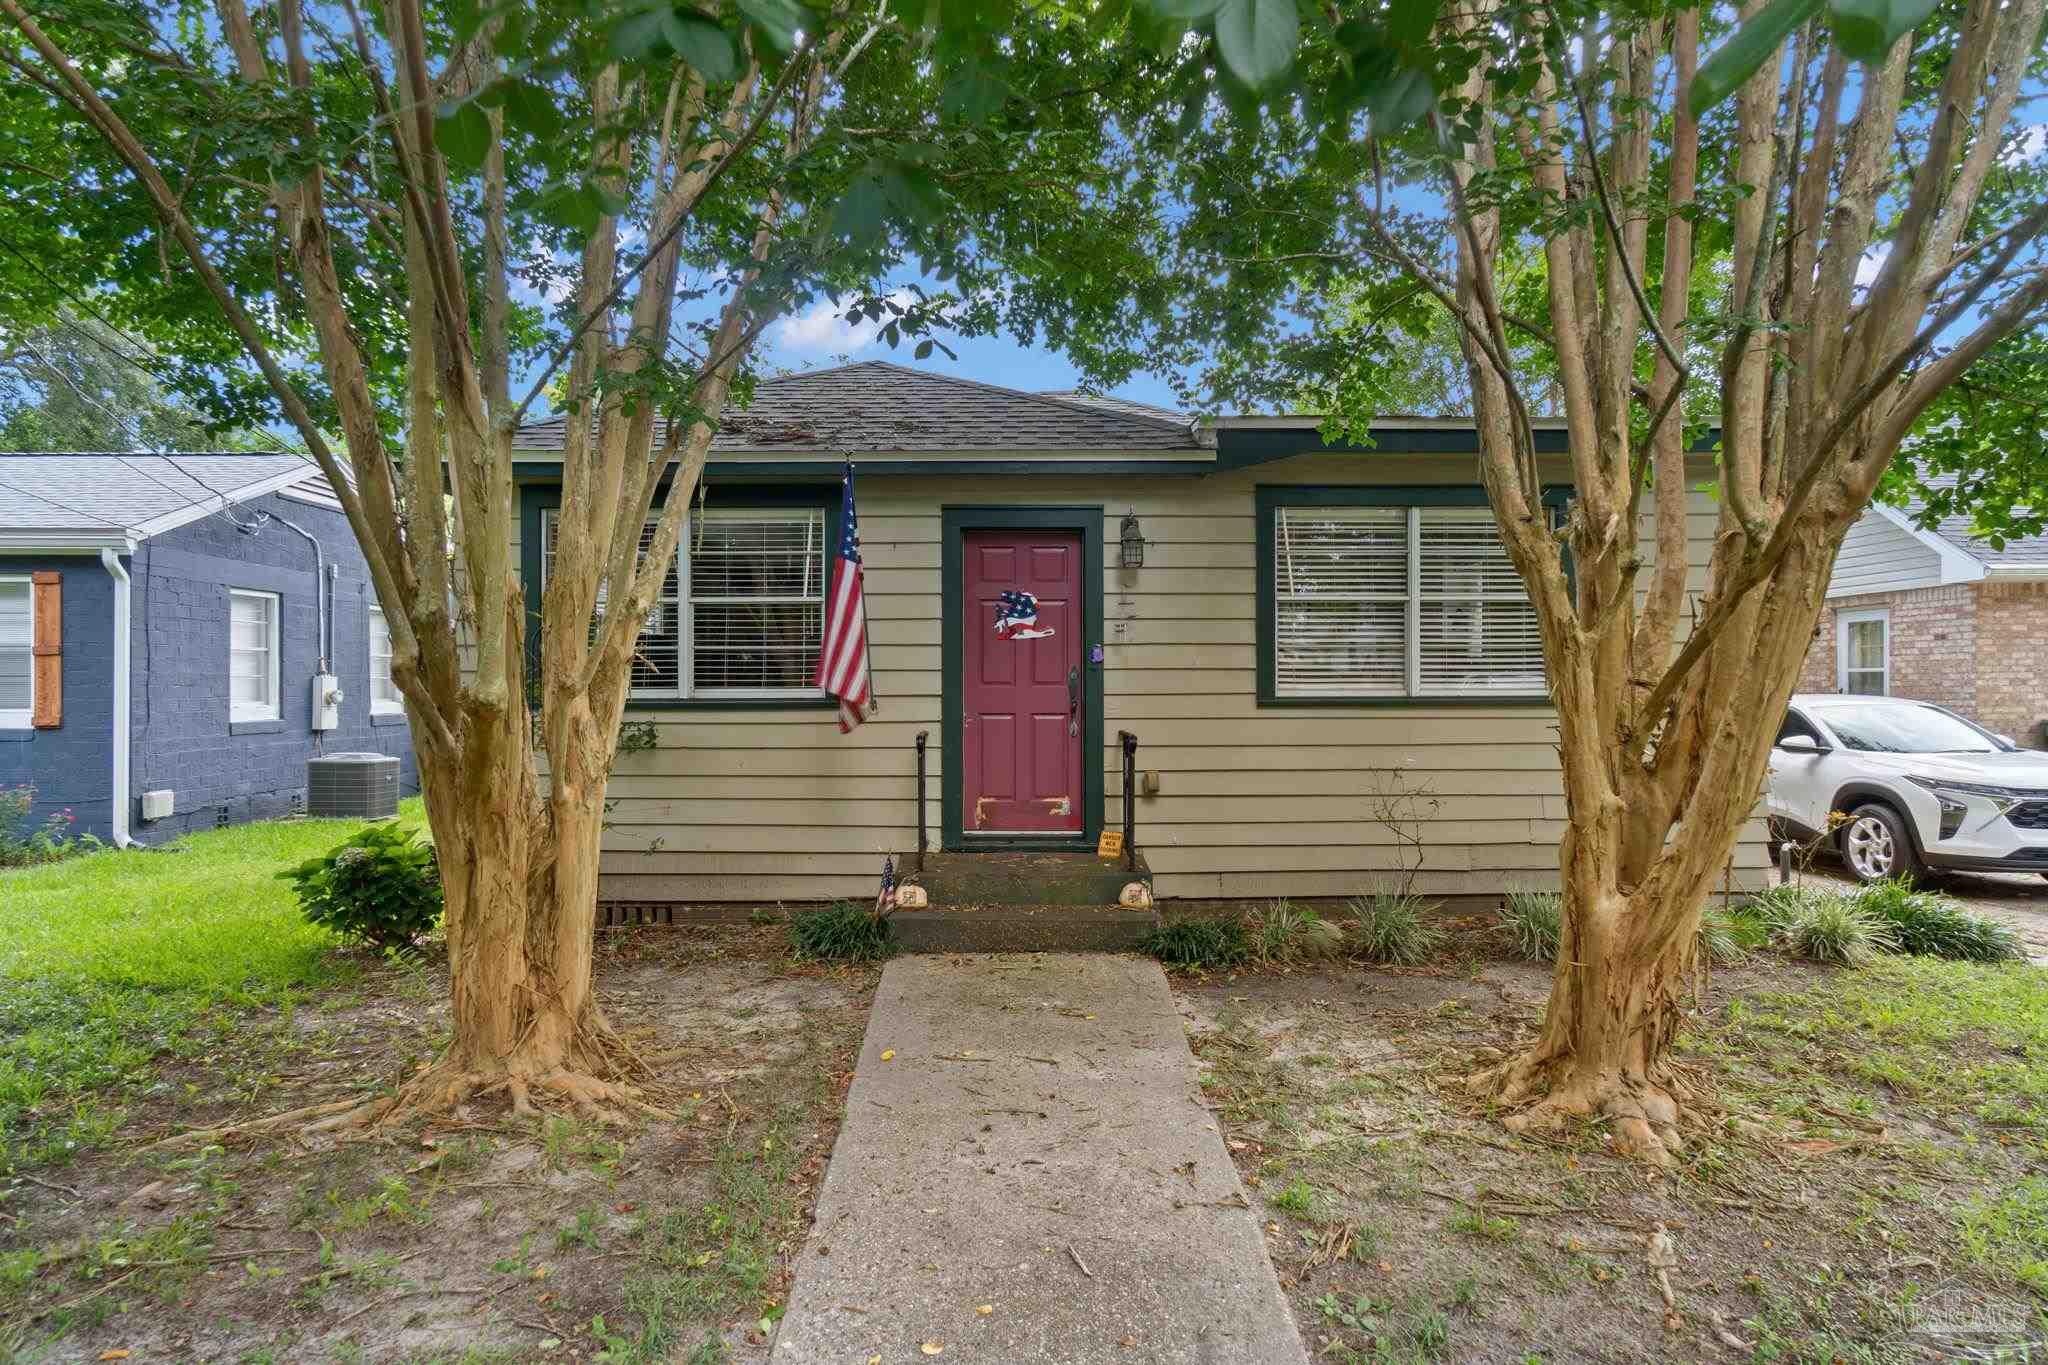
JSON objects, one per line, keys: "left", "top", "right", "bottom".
{"left": 892, "top": 905, "right": 1157, "bottom": 953}
{"left": 903, "top": 848, "right": 1150, "bottom": 909}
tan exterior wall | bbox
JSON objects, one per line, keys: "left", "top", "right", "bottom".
{"left": 524, "top": 449, "right": 1769, "bottom": 903}
{"left": 1975, "top": 582, "right": 2048, "bottom": 746}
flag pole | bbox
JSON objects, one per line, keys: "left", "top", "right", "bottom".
{"left": 848, "top": 452, "right": 878, "bottom": 718}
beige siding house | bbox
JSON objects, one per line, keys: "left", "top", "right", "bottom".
{"left": 514, "top": 361, "right": 1766, "bottom": 904}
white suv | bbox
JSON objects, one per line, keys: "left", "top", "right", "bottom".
{"left": 1767, "top": 695, "right": 2048, "bottom": 883}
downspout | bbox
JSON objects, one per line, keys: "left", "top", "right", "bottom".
{"left": 100, "top": 548, "right": 141, "bottom": 848}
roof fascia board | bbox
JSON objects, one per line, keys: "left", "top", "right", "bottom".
{"left": 0, "top": 531, "right": 138, "bottom": 554}
{"left": 1866, "top": 501, "right": 1986, "bottom": 584}
{"left": 509, "top": 458, "right": 1219, "bottom": 482}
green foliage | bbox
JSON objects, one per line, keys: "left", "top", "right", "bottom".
{"left": 1851, "top": 879, "right": 2025, "bottom": 963}
{"left": 2, "top": 805, "right": 419, "bottom": 1170}
{"left": 280, "top": 823, "right": 444, "bottom": 952}
{"left": 1344, "top": 892, "right": 1444, "bottom": 965}
{"left": 1496, "top": 891, "right": 1562, "bottom": 964}
{"left": 1958, "top": 1176, "right": 2048, "bottom": 1296}
{"left": 787, "top": 902, "right": 892, "bottom": 962}
{"left": 1746, "top": 883, "right": 1838, "bottom": 937}
{"left": 1775, "top": 894, "right": 1897, "bottom": 966}
{"left": 1142, "top": 915, "right": 1253, "bottom": 969}
{"left": 0, "top": 785, "right": 100, "bottom": 869}
{"left": 1251, "top": 900, "right": 1344, "bottom": 962}
{"left": 1697, "top": 909, "right": 1753, "bottom": 966}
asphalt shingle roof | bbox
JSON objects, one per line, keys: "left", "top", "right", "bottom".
{"left": 1900, "top": 474, "right": 2048, "bottom": 568}
{"left": 0, "top": 452, "right": 315, "bottom": 534}
{"left": 511, "top": 360, "right": 1205, "bottom": 453}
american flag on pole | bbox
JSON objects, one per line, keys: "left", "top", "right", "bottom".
{"left": 816, "top": 458, "right": 873, "bottom": 732}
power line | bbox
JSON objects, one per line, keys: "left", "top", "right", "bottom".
{"left": 0, "top": 231, "right": 175, "bottom": 384}
{"left": 0, "top": 472, "right": 131, "bottom": 533}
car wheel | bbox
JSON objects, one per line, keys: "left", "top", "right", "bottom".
{"left": 1840, "top": 803, "right": 1920, "bottom": 884}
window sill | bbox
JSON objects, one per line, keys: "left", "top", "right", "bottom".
{"left": 623, "top": 696, "right": 838, "bottom": 712}
{"left": 370, "top": 709, "right": 408, "bottom": 727}
{"left": 1257, "top": 694, "right": 1554, "bottom": 708}
{"left": 230, "top": 718, "right": 286, "bottom": 735}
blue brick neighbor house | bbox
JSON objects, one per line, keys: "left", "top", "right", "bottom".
{"left": 0, "top": 453, "right": 416, "bottom": 844}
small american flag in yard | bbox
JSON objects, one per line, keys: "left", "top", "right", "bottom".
{"left": 815, "top": 459, "right": 873, "bottom": 732}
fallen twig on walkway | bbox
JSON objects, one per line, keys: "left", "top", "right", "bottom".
{"left": 1067, "top": 1244, "right": 1094, "bottom": 1278}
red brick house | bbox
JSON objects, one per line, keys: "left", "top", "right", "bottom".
{"left": 1797, "top": 490, "right": 2048, "bottom": 745}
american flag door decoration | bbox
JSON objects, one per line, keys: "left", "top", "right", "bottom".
{"left": 815, "top": 459, "right": 874, "bottom": 732}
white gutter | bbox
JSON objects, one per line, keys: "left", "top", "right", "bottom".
{"left": 100, "top": 548, "right": 140, "bottom": 849}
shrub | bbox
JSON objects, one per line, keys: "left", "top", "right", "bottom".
{"left": 1746, "top": 882, "right": 1839, "bottom": 937}
{"left": 0, "top": 785, "right": 100, "bottom": 868}
{"left": 1853, "top": 878, "right": 2025, "bottom": 962}
{"left": 789, "top": 902, "right": 893, "bottom": 962}
{"left": 1345, "top": 892, "right": 1445, "bottom": 966}
{"left": 1141, "top": 915, "right": 1252, "bottom": 969}
{"left": 1251, "top": 901, "right": 1344, "bottom": 963}
{"left": 1497, "top": 891, "right": 1562, "bottom": 963}
{"left": 1696, "top": 909, "right": 1754, "bottom": 966}
{"left": 280, "top": 823, "right": 442, "bottom": 950}
{"left": 1776, "top": 893, "right": 1896, "bottom": 965}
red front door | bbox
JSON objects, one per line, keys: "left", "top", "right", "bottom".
{"left": 962, "top": 530, "right": 1084, "bottom": 835}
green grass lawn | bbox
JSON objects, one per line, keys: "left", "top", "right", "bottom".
{"left": 0, "top": 801, "right": 425, "bottom": 1171}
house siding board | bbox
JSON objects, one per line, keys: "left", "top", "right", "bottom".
{"left": 128, "top": 490, "right": 417, "bottom": 839}
{"left": 0, "top": 555, "right": 115, "bottom": 839}
{"left": 551, "top": 451, "right": 1766, "bottom": 900}
{"left": 1826, "top": 513, "right": 1944, "bottom": 598}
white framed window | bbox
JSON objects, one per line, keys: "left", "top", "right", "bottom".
{"left": 368, "top": 606, "right": 402, "bottom": 714}
{"left": 228, "top": 588, "right": 281, "bottom": 722}
{"left": 1267, "top": 499, "right": 1547, "bottom": 700}
{"left": 539, "top": 506, "right": 827, "bottom": 701}
{"left": 1837, "top": 607, "right": 1890, "bottom": 695}
{"left": 0, "top": 577, "right": 30, "bottom": 729}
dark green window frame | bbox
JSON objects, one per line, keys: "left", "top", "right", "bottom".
{"left": 1254, "top": 485, "right": 1569, "bottom": 708}
{"left": 517, "top": 481, "right": 841, "bottom": 712}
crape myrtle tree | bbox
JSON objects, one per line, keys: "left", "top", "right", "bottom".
{"left": 996, "top": 0, "right": 2048, "bottom": 1158}
{"left": 0, "top": 0, "right": 1194, "bottom": 1128}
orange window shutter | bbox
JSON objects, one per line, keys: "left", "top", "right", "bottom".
{"left": 31, "top": 571, "right": 60, "bottom": 728}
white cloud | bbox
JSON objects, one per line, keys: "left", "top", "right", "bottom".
{"left": 1855, "top": 243, "right": 1891, "bottom": 288}
{"left": 2002, "top": 122, "right": 2048, "bottom": 168}
{"left": 772, "top": 290, "right": 917, "bottom": 357}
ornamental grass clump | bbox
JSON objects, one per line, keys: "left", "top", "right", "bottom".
{"left": 788, "top": 902, "right": 894, "bottom": 963}
{"left": 1497, "top": 891, "right": 1563, "bottom": 963}
{"left": 1251, "top": 900, "right": 1345, "bottom": 963}
{"left": 1142, "top": 915, "right": 1252, "bottom": 969}
{"left": 1345, "top": 892, "right": 1444, "bottom": 966}
{"left": 1854, "top": 878, "right": 2025, "bottom": 963}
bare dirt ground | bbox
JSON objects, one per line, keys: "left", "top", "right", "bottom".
{"left": 1, "top": 926, "right": 878, "bottom": 1364}
{"left": 1170, "top": 928, "right": 2048, "bottom": 1363}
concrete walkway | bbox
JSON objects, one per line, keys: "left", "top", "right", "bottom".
{"left": 774, "top": 954, "right": 1307, "bottom": 1364}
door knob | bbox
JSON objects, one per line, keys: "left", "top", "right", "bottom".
{"left": 1067, "top": 665, "right": 1080, "bottom": 736}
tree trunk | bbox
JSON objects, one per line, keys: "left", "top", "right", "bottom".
{"left": 364, "top": 673, "right": 645, "bottom": 1126}
{"left": 1471, "top": 522, "right": 1842, "bottom": 1163}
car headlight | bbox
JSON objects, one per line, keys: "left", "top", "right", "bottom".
{"left": 1903, "top": 776, "right": 2037, "bottom": 838}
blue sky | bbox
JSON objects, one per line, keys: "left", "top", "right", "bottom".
{"left": 753, "top": 292, "right": 1190, "bottom": 411}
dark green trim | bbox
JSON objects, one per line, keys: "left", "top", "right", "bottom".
{"left": 1216, "top": 423, "right": 1721, "bottom": 471}
{"left": 517, "top": 481, "right": 840, "bottom": 713}
{"left": 940, "top": 506, "right": 1105, "bottom": 854}
{"left": 513, "top": 458, "right": 1214, "bottom": 481}
{"left": 1254, "top": 485, "right": 1569, "bottom": 709}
